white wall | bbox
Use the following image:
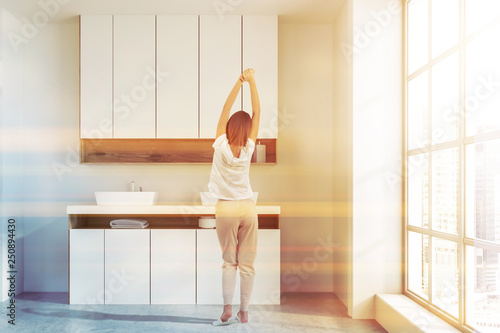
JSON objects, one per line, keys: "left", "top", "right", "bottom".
{"left": 332, "top": 0, "right": 352, "bottom": 310}
{"left": 0, "top": 16, "right": 336, "bottom": 293}
{"left": 1, "top": 8, "right": 4, "bottom": 301}
{"left": 351, "top": 0, "right": 403, "bottom": 319}
{"left": 278, "top": 23, "right": 335, "bottom": 292}
{"left": 331, "top": 0, "right": 404, "bottom": 319}
{"left": 1, "top": 9, "right": 25, "bottom": 301}
{"left": 1, "top": 7, "right": 4, "bottom": 302}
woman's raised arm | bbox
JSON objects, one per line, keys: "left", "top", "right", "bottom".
{"left": 246, "top": 71, "right": 260, "bottom": 144}
{"left": 215, "top": 74, "right": 245, "bottom": 139}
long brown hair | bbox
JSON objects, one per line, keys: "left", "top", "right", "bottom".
{"left": 226, "top": 111, "right": 252, "bottom": 146}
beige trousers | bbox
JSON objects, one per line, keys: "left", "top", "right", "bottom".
{"left": 215, "top": 198, "right": 258, "bottom": 311}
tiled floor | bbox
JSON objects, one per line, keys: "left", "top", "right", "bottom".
{"left": 1, "top": 292, "right": 386, "bottom": 332}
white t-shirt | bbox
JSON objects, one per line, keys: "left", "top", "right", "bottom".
{"left": 208, "top": 134, "right": 255, "bottom": 200}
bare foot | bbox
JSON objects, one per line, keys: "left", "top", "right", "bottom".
{"left": 220, "top": 305, "right": 232, "bottom": 322}
{"left": 237, "top": 310, "right": 249, "bottom": 323}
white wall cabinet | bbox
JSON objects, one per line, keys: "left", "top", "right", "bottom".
{"left": 80, "top": 14, "right": 278, "bottom": 141}
{"left": 157, "top": 16, "right": 199, "bottom": 138}
{"left": 113, "top": 15, "right": 156, "bottom": 138}
{"left": 151, "top": 229, "right": 196, "bottom": 304}
{"left": 196, "top": 229, "right": 280, "bottom": 305}
{"left": 199, "top": 15, "right": 242, "bottom": 138}
{"left": 243, "top": 16, "right": 278, "bottom": 139}
{"left": 80, "top": 15, "right": 113, "bottom": 139}
{"left": 104, "top": 229, "right": 150, "bottom": 304}
{"left": 69, "top": 229, "right": 105, "bottom": 304}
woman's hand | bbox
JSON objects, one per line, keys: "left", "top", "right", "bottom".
{"left": 239, "top": 68, "right": 255, "bottom": 83}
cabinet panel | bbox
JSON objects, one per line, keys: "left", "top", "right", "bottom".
{"left": 196, "top": 229, "right": 241, "bottom": 304}
{"left": 243, "top": 15, "right": 278, "bottom": 139}
{"left": 114, "top": 15, "right": 156, "bottom": 138}
{"left": 80, "top": 15, "right": 113, "bottom": 139}
{"left": 197, "top": 229, "right": 280, "bottom": 305}
{"left": 200, "top": 15, "right": 241, "bottom": 138}
{"left": 252, "top": 230, "right": 281, "bottom": 304}
{"left": 151, "top": 229, "right": 196, "bottom": 304}
{"left": 69, "top": 229, "right": 104, "bottom": 304}
{"left": 157, "top": 16, "right": 199, "bottom": 138}
{"left": 104, "top": 229, "right": 150, "bottom": 304}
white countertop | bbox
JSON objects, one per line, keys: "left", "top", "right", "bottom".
{"left": 67, "top": 205, "right": 280, "bottom": 215}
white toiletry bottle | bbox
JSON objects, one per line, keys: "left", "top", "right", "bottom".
{"left": 256, "top": 141, "right": 266, "bottom": 163}
{"left": 129, "top": 181, "right": 135, "bottom": 192}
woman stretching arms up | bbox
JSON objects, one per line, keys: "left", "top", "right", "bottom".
{"left": 208, "top": 68, "right": 260, "bottom": 326}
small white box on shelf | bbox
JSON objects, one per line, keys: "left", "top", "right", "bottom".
{"left": 199, "top": 217, "right": 216, "bottom": 229}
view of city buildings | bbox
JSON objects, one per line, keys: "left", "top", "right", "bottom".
{"left": 431, "top": 147, "right": 459, "bottom": 317}
{"left": 408, "top": 97, "right": 500, "bottom": 330}
{"left": 407, "top": 0, "right": 500, "bottom": 326}
{"left": 468, "top": 139, "right": 500, "bottom": 330}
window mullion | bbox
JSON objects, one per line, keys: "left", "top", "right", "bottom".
{"left": 408, "top": 140, "right": 461, "bottom": 155}
{"left": 404, "top": 0, "right": 410, "bottom": 295}
{"left": 458, "top": 0, "right": 466, "bottom": 326}
{"left": 427, "top": 0, "right": 433, "bottom": 306}
{"left": 464, "top": 129, "right": 500, "bottom": 144}
{"left": 464, "top": 238, "right": 500, "bottom": 253}
{"left": 408, "top": 225, "right": 461, "bottom": 242}
{"left": 408, "top": 44, "right": 461, "bottom": 81}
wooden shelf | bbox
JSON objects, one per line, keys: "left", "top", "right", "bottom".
{"left": 80, "top": 138, "right": 277, "bottom": 164}
{"left": 69, "top": 214, "right": 280, "bottom": 229}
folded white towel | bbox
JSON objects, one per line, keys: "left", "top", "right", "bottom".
{"left": 111, "top": 223, "right": 149, "bottom": 229}
{"left": 110, "top": 219, "right": 149, "bottom": 228}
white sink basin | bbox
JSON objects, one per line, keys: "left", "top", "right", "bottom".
{"left": 95, "top": 192, "right": 158, "bottom": 206}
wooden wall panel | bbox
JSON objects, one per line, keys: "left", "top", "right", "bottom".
{"left": 80, "top": 139, "right": 276, "bottom": 164}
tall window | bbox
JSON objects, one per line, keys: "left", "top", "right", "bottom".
{"left": 406, "top": 0, "right": 500, "bottom": 331}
